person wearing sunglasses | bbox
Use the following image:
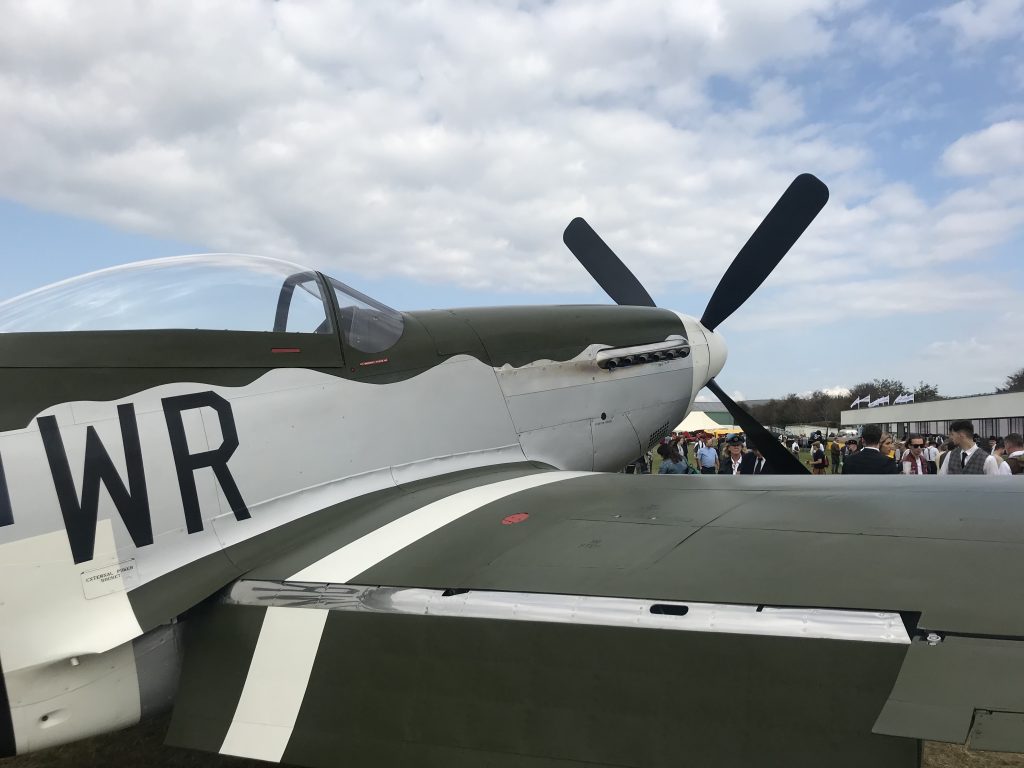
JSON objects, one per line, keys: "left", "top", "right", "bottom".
{"left": 901, "top": 435, "right": 929, "bottom": 475}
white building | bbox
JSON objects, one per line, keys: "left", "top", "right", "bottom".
{"left": 784, "top": 423, "right": 831, "bottom": 437}
{"left": 841, "top": 391, "right": 1024, "bottom": 438}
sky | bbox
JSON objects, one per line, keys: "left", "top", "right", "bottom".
{"left": 0, "top": 0, "right": 1021, "bottom": 400}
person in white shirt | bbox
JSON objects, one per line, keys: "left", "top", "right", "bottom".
{"left": 937, "top": 420, "right": 1002, "bottom": 476}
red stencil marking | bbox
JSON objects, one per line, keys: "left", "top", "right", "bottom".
{"left": 501, "top": 513, "right": 529, "bottom": 526}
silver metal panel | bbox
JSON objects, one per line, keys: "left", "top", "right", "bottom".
{"left": 227, "top": 581, "right": 910, "bottom": 644}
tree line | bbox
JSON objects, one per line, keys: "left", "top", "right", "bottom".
{"left": 743, "top": 367, "right": 1023, "bottom": 431}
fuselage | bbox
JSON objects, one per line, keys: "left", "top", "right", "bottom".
{"left": 0, "top": 255, "right": 725, "bottom": 754}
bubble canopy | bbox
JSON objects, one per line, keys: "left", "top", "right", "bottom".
{"left": 0, "top": 254, "right": 405, "bottom": 354}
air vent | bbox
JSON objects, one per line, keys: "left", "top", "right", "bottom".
{"left": 647, "top": 422, "right": 671, "bottom": 450}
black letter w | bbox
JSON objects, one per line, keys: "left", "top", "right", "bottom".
{"left": 38, "top": 404, "right": 153, "bottom": 565}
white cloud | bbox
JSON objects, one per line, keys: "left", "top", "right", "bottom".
{"left": 921, "top": 337, "right": 992, "bottom": 358}
{"left": 848, "top": 13, "right": 918, "bottom": 66}
{"left": 0, "top": 1, "right": 867, "bottom": 295}
{"left": 935, "top": 0, "right": 1024, "bottom": 45}
{"left": 794, "top": 385, "right": 850, "bottom": 398}
{"left": 0, "top": 1, "right": 1021, "bottom": 400}
{"left": 742, "top": 272, "right": 1013, "bottom": 329}
{"left": 0, "top": 2, "right": 1016, "bottom": 303}
{"left": 821, "top": 385, "right": 852, "bottom": 397}
{"left": 912, "top": 312, "right": 1022, "bottom": 394}
{"left": 942, "top": 120, "right": 1024, "bottom": 175}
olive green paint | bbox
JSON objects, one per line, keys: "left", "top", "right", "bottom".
{"left": 343, "top": 474, "right": 716, "bottom": 590}
{"left": 131, "top": 469, "right": 1024, "bottom": 660}
{"left": 127, "top": 463, "right": 549, "bottom": 631}
{"left": 129, "top": 546, "right": 245, "bottom": 632}
{"left": 348, "top": 306, "right": 685, "bottom": 382}
{"left": 274, "top": 611, "right": 915, "bottom": 768}
{"left": 440, "top": 305, "right": 684, "bottom": 369}
{"left": 164, "top": 603, "right": 267, "bottom": 754}
{"left": 0, "top": 330, "right": 343, "bottom": 368}
{"left": 0, "top": 305, "right": 685, "bottom": 428}
{"left": 970, "top": 712, "right": 1024, "bottom": 753}
{"left": 0, "top": 330, "right": 343, "bottom": 431}
{"left": 343, "top": 474, "right": 1024, "bottom": 638}
{"left": 874, "top": 636, "right": 1024, "bottom": 749}
{"left": 149, "top": 469, "right": 1024, "bottom": 761}
{"left": 408, "top": 310, "right": 488, "bottom": 358}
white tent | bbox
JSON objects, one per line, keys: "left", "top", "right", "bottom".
{"left": 675, "top": 411, "right": 735, "bottom": 432}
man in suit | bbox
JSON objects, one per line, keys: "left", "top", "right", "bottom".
{"left": 842, "top": 424, "right": 900, "bottom": 475}
{"left": 937, "top": 420, "right": 1002, "bottom": 476}
{"left": 744, "top": 446, "right": 771, "bottom": 475}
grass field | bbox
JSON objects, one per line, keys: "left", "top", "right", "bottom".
{"left": 5, "top": 714, "right": 1024, "bottom": 767}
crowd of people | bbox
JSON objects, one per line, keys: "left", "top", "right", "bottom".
{"left": 635, "top": 420, "right": 1023, "bottom": 477}
{"left": 646, "top": 432, "right": 772, "bottom": 475}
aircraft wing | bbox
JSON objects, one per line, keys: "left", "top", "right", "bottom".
{"left": 165, "top": 467, "right": 1024, "bottom": 768}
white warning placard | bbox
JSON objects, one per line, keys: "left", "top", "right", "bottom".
{"left": 81, "top": 558, "right": 139, "bottom": 599}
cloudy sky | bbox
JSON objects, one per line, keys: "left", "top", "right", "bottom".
{"left": 1, "top": 0, "right": 1021, "bottom": 399}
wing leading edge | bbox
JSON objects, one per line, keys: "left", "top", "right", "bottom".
{"left": 167, "top": 471, "right": 1024, "bottom": 766}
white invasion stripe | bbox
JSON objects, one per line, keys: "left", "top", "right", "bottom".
{"left": 287, "top": 470, "right": 592, "bottom": 583}
{"left": 219, "top": 607, "right": 328, "bottom": 762}
{"left": 219, "top": 470, "right": 589, "bottom": 761}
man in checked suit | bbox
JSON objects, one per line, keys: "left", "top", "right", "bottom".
{"left": 842, "top": 424, "right": 900, "bottom": 475}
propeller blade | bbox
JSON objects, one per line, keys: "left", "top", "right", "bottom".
{"left": 700, "top": 173, "right": 829, "bottom": 331}
{"left": 705, "top": 379, "right": 809, "bottom": 475}
{"left": 563, "top": 217, "right": 656, "bottom": 307}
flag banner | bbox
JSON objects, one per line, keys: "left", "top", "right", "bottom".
{"left": 850, "top": 395, "right": 871, "bottom": 408}
{"left": 894, "top": 393, "right": 915, "bottom": 405}
{"left": 850, "top": 396, "right": 860, "bottom": 408}
{"left": 869, "top": 395, "right": 890, "bottom": 408}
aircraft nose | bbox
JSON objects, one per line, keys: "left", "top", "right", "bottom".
{"left": 672, "top": 311, "right": 728, "bottom": 388}
{"left": 703, "top": 325, "right": 727, "bottom": 380}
